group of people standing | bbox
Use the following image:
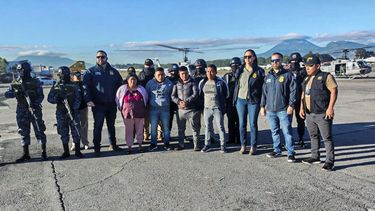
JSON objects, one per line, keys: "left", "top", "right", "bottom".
{"left": 5, "top": 49, "right": 338, "bottom": 171}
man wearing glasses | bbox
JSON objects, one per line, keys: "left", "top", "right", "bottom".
{"left": 82, "top": 50, "right": 123, "bottom": 156}
{"left": 260, "top": 52, "right": 297, "bottom": 163}
{"left": 299, "top": 55, "right": 338, "bottom": 171}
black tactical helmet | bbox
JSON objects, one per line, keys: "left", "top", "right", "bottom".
{"left": 289, "top": 52, "right": 303, "bottom": 63}
{"left": 169, "top": 63, "right": 179, "bottom": 72}
{"left": 144, "top": 59, "right": 154, "bottom": 66}
{"left": 57, "top": 66, "right": 71, "bottom": 82}
{"left": 230, "top": 57, "right": 242, "bottom": 66}
{"left": 17, "top": 62, "right": 32, "bottom": 78}
{"left": 127, "top": 66, "right": 136, "bottom": 74}
{"left": 194, "top": 59, "right": 207, "bottom": 68}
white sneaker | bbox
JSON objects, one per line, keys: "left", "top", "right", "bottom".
{"left": 70, "top": 143, "right": 76, "bottom": 151}
{"left": 84, "top": 145, "right": 89, "bottom": 150}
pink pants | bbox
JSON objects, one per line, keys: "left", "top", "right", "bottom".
{"left": 123, "top": 118, "right": 144, "bottom": 148}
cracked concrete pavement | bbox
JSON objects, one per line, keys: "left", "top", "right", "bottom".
{"left": 1, "top": 75, "right": 375, "bottom": 210}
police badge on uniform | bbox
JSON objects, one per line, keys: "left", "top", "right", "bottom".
{"left": 317, "top": 76, "right": 323, "bottom": 80}
{"left": 278, "top": 76, "right": 285, "bottom": 83}
{"left": 253, "top": 73, "right": 257, "bottom": 79}
{"left": 109, "top": 70, "right": 114, "bottom": 75}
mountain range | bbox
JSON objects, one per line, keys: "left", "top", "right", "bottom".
{"left": 13, "top": 39, "right": 374, "bottom": 67}
{"left": 258, "top": 39, "right": 371, "bottom": 58}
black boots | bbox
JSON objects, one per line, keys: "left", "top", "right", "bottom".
{"left": 74, "top": 142, "right": 83, "bottom": 158}
{"left": 16, "top": 145, "right": 31, "bottom": 163}
{"left": 41, "top": 143, "right": 48, "bottom": 161}
{"left": 60, "top": 143, "right": 70, "bottom": 159}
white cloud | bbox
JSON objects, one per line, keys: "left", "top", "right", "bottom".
{"left": 313, "top": 30, "right": 375, "bottom": 43}
{"left": 116, "top": 33, "right": 310, "bottom": 49}
{"left": 17, "top": 50, "right": 66, "bottom": 57}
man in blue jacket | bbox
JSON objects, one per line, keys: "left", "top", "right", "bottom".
{"left": 199, "top": 64, "right": 229, "bottom": 153}
{"left": 260, "top": 52, "right": 297, "bottom": 163}
{"left": 145, "top": 67, "right": 174, "bottom": 151}
{"left": 82, "top": 50, "right": 123, "bottom": 156}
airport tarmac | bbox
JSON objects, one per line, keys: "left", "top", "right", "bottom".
{"left": 0, "top": 74, "right": 375, "bottom": 210}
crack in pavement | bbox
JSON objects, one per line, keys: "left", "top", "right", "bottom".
{"left": 51, "top": 160, "right": 66, "bottom": 211}
{"left": 65, "top": 154, "right": 144, "bottom": 193}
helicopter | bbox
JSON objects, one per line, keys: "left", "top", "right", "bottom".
{"left": 320, "top": 47, "right": 373, "bottom": 78}
{"left": 115, "top": 44, "right": 255, "bottom": 76}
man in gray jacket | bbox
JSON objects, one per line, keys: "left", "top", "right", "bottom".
{"left": 171, "top": 66, "right": 201, "bottom": 151}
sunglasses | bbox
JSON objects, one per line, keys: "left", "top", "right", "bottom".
{"left": 271, "top": 59, "right": 281, "bottom": 63}
{"left": 243, "top": 55, "right": 253, "bottom": 59}
{"left": 96, "top": 56, "right": 106, "bottom": 59}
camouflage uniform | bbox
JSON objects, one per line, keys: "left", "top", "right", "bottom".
{"left": 48, "top": 81, "right": 81, "bottom": 145}
{"left": 5, "top": 77, "right": 47, "bottom": 146}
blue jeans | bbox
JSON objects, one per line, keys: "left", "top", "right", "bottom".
{"left": 266, "top": 111, "right": 294, "bottom": 155}
{"left": 150, "top": 109, "right": 170, "bottom": 145}
{"left": 203, "top": 108, "right": 225, "bottom": 146}
{"left": 236, "top": 98, "right": 260, "bottom": 147}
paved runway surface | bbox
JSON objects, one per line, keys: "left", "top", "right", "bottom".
{"left": 1, "top": 74, "right": 375, "bottom": 210}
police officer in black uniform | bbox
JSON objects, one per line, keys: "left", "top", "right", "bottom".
{"left": 5, "top": 62, "right": 47, "bottom": 162}
{"left": 194, "top": 59, "right": 207, "bottom": 110}
{"left": 82, "top": 50, "right": 123, "bottom": 156}
{"left": 48, "top": 66, "right": 83, "bottom": 159}
{"left": 288, "top": 52, "right": 307, "bottom": 148}
{"left": 223, "top": 57, "right": 241, "bottom": 144}
{"left": 138, "top": 59, "right": 155, "bottom": 140}
{"left": 167, "top": 63, "right": 180, "bottom": 131}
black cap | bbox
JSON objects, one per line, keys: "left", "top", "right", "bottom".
{"left": 289, "top": 52, "right": 302, "bottom": 63}
{"left": 144, "top": 59, "right": 154, "bottom": 66}
{"left": 305, "top": 55, "right": 321, "bottom": 65}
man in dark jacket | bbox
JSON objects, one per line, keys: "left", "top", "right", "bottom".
{"left": 82, "top": 50, "right": 123, "bottom": 156}
{"left": 223, "top": 57, "right": 241, "bottom": 144}
{"left": 260, "top": 52, "right": 297, "bottom": 163}
{"left": 171, "top": 66, "right": 200, "bottom": 151}
{"left": 288, "top": 52, "right": 307, "bottom": 148}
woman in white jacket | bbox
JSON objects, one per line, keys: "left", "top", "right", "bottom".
{"left": 116, "top": 74, "right": 148, "bottom": 153}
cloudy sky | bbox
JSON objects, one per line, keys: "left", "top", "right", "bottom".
{"left": 1, "top": 0, "right": 375, "bottom": 64}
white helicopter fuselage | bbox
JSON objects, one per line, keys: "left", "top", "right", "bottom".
{"left": 320, "top": 59, "right": 372, "bottom": 78}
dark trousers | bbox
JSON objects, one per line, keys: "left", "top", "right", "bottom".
{"left": 92, "top": 103, "right": 117, "bottom": 148}
{"left": 294, "top": 101, "right": 305, "bottom": 140}
{"left": 227, "top": 104, "right": 239, "bottom": 144}
{"left": 306, "top": 113, "right": 335, "bottom": 164}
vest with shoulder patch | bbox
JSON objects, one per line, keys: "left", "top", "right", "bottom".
{"left": 302, "top": 70, "right": 330, "bottom": 114}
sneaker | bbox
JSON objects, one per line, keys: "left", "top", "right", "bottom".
{"left": 193, "top": 145, "right": 200, "bottom": 151}
{"left": 201, "top": 145, "right": 211, "bottom": 153}
{"left": 287, "top": 155, "right": 296, "bottom": 163}
{"left": 266, "top": 152, "right": 282, "bottom": 158}
{"left": 322, "top": 162, "right": 335, "bottom": 171}
{"left": 164, "top": 144, "right": 171, "bottom": 151}
{"left": 249, "top": 147, "right": 257, "bottom": 155}
{"left": 70, "top": 143, "right": 76, "bottom": 151}
{"left": 109, "top": 144, "right": 121, "bottom": 151}
{"left": 149, "top": 143, "right": 158, "bottom": 152}
{"left": 84, "top": 144, "right": 89, "bottom": 150}
{"left": 239, "top": 146, "right": 246, "bottom": 154}
{"left": 302, "top": 157, "right": 321, "bottom": 164}
{"left": 138, "top": 146, "right": 144, "bottom": 153}
{"left": 174, "top": 145, "right": 184, "bottom": 151}
{"left": 220, "top": 145, "right": 227, "bottom": 153}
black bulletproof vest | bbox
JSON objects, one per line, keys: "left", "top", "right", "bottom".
{"left": 302, "top": 70, "right": 330, "bottom": 114}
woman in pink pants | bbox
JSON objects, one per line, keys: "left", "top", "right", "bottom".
{"left": 116, "top": 74, "right": 148, "bottom": 153}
